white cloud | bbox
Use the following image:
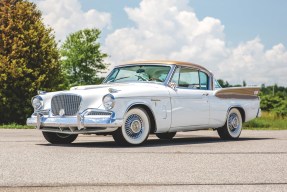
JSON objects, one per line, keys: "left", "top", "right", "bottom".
{"left": 35, "top": 0, "right": 111, "bottom": 42}
{"left": 218, "top": 38, "right": 287, "bottom": 85}
{"left": 104, "top": 0, "right": 287, "bottom": 86}
{"left": 34, "top": 0, "right": 287, "bottom": 86}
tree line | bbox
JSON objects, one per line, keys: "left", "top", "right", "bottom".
{"left": 0, "top": 0, "right": 107, "bottom": 124}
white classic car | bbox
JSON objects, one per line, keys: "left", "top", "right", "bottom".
{"left": 27, "top": 61, "right": 261, "bottom": 145}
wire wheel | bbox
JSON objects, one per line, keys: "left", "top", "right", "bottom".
{"left": 228, "top": 113, "right": 240, "bottom": 133}
{"left": 113, "top": 107, "right": 150, "bottom": 145}
{"left": 125, "top": 114, "right": 144, "bottom": 139}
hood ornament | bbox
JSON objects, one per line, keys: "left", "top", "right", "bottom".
{"left": 108, "top": 88, "right": 120, "bottom": 93}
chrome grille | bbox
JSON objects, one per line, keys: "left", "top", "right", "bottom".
{"left": 51, "top": 94, "right": 81, "bottom": 116}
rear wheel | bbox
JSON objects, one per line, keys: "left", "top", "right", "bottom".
{"left": 112, "top": 107, "right": 150, "bottom": 146}
{"left": 156, "top": 132, "right": 176, "bottom": 140}
{"left": 217, "top": 108, "right": 242, "bottom": 140}
{"left": 42, "top": 132, "right": 78, "bottom": 144}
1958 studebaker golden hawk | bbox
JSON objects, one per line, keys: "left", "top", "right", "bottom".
{"left": 27, "top": 61, "right": 261, "bottom": 145}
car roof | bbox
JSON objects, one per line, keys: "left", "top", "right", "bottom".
{"left": 119, "top": 60, "right": 212, "bottom": 75}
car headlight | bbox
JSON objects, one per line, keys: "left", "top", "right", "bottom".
{"left": 31, "top": 96, "right": 43, "bottom": 111}
{"left": 102, "top": 94, "right": 115, "bottom": 110}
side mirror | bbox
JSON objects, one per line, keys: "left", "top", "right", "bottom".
{"left": 168, "top": 82, "right": 177, "bottom": 90}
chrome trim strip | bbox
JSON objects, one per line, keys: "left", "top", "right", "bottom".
{"left": 164, "top": 64, "right": 176, "bottom": 86}
{"left": 115, "top": 96, "right": 169, "bottom": 99}
{"left": 37, "top": 127, "right": 118, "bottom": 134}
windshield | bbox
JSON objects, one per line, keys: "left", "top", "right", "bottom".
{"left": 104, "top": 65, "right": 171, "bottom": 84}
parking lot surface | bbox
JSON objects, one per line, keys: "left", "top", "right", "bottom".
{"left": 0, "top": 129, "right": 286, "bottom": 191}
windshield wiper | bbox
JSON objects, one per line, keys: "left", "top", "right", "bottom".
{"left": 106, "top": 76, "right": 130, "bottom": 83}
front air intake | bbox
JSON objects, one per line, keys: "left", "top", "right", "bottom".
{"left": 51, "top": 94, "right": 82, "bottom": 116}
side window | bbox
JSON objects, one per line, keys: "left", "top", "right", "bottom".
{"left": 214, "top": 79, "right": 222, "bottom": 89}
{"left": 199, "top": 71, "right": 209, "bottom": 90}
{"left": 178, "top": 67, "right": 199, "bottom": 89}
{"left": 170, "top": 67, "right": 210, "bottom": 90}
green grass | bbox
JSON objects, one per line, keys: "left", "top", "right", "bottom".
{"left": 0, "top": 123, "right": 34, "bottom": 129}
{"left": 244, "top": 111, "right": 287, "bottom": 130}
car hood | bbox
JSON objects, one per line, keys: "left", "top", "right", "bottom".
{"left": 39, "top": 83, "right": 171, "bottom": 112}
{"left": 71, "top": 83, "right": 171, "bottom": 97}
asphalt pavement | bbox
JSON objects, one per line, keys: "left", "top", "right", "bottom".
{"left": 0, "top": 129, "right": 286, "bottom": 191}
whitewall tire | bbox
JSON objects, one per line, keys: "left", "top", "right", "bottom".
{"left": 112, "top": 107, "right": 150, "bottom": 146}
{"left": 217, "top": 108, "right": 243, "bottom": 140}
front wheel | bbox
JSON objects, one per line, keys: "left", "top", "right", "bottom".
{"left": 42, "top": 132, "right": 78, "bottom": 144}
{"left": 217, "top": 108, "right": 243, "bottom": 140}
{"left": 112, "top": 107, "right": 150, "bottom": 146}
{"left": 156, "top": 132, "right": 176, "bottom": 140}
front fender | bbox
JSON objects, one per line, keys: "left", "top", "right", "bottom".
{"left": 109, "top": 97, "right": 172, "bottom": 133}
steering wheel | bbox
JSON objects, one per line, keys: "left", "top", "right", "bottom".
{"left": 135, "top": 75, "right": 149, "bottom": 81}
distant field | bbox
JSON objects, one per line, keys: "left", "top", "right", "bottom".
{"left": 1, "top": 111, "right": 286, "bottom": 130}
{"left": 244, "top": 111, "right": 287, "bottom": 130}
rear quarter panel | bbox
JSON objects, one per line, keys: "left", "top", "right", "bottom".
{"left": 209, "top": 87, "right": 261, "bottom": 128}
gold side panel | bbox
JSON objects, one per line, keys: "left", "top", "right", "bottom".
{"left": 215, "top": 87, "right": 260, "bottom": 99}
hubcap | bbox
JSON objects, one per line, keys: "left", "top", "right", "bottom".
{"left": 228, "top": 113, "right": 239, "bottom": 132}
{"left": 131, "top": 120, "right": 141, "bottom": 133}
{"left": 125, "top": 114, "right": 143, "bottom": 139}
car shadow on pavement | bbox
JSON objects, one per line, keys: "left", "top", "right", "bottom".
{"left": 37, "top": 135, "right": 273, "bottom": 148}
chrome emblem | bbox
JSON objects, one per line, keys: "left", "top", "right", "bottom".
{"left": 59, "top": 109, "right": 65, "bottom": 116}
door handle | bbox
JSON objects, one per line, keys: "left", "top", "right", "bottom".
{"left": 202, "top": 93, "right": 209, "bottom": 96}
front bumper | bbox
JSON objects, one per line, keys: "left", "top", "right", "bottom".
{"left": 27, "top": 109, "right": 122, "bottom": 134}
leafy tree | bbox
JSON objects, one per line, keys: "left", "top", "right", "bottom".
{"left": 260, "top": 95, "right": 281, "bottom": 111}
{"left": 217, "top": 79, "right": 230, "bottom": 88}
{"left": 260, "top": 94, "right": 287, "bottom": 117}
{"left": 60, "top": 29, "right": 108, "bottom": 86}
{"left": 272, "top": 99, "right": 287, "bottom": 117}
{"left": 0, "top": 0, "right": 63, "bottom": 124}
{"left": 217, "top": 79, "right": 243, "bottom": 88}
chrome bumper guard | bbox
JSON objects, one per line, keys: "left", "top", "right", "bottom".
{"left": 26, "top": 109, "right": 122, "bottom": 134}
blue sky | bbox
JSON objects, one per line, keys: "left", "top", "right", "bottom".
{"left": 35, "top": 0, "right": 287, "bottom": 86}
{"left": 81, "top": 0, "right": 287, "bottom": 49}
